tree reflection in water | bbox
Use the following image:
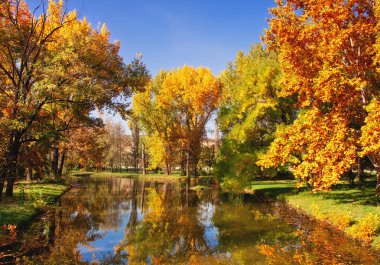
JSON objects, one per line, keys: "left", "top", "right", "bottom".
{"left": 17, "top": 177, "right": 380, "bottom": 265}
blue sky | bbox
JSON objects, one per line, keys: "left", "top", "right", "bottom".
{"left": 27, "top": 0, "right": 276, "bottom": 131}
{"left": 27, "top": 0, "right": 276, "bottom": 75}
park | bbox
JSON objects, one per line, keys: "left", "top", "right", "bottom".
{"left": 0, "top": 0, "right": 380, "bottom": 264}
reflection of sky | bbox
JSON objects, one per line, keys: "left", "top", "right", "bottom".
{"left": 77, "top": 204, "right": 144, "bottom": 263}
{"left": 77, "top": 198, "right": 222, "bottom": 263}
{"left": 198, "top": 202, "right": 219, "bottom": 250}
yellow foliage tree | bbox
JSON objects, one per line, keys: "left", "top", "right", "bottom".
{"left": 133, "top": 66, "right": 221, "bottom": 177}
{"left": 159, "top": 66, "right": 221, "bottom": 177}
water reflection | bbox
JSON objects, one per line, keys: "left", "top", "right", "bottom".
{"left": 15, "top": 177, "right": 380, "bottom": 264}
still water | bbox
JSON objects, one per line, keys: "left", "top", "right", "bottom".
{"left": 13, "top": 177, "right": 380, "bottom": 264}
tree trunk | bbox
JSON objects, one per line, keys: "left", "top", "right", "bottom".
{"left": 5, "top": 166, "right": 17, "bottom": 197}
{"left": 192, "top": 152, "right": 197, "bottom": 177}
{"left": 142, "top": 143, "right": 146, "bottom": 175}
{"left": 58, "top": 149, "right": 66, "bottom": 177}
{"left": 0, "top": 180, "right": 4, "bottom": 201}
{"left": 357, "top": 157, "right": 363, "bottom": 185}
{"left": 186, "top": 149, "right": 190, "bottom": 179}
{"left": 26, "top": 166, "right": 33, "bottom": 182}
{"left": 5, "top": 136, "right": 21, "bottom": 197}
{"left": 180, "top": 150, "right": 186, "bottom": 176}
{"left": 165, "top": 163, "right": 169, "bottom": 175}
{"left": 367, "top": 154, "right": 380, "bottom": 196}
{"left": 51, "top": 144, "right": 59, "bottom": 179}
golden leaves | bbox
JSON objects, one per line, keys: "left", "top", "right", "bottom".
{"left": 259, "top": 0, "right": 379, "bottom": 191}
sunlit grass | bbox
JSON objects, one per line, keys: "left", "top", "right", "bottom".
{"left": 69, "top": 170, "right": 216, "bottom": 183}
{"left": 0, "top": 183, "right": 68, "bottom": 227}
{"left": 248, "top": 178, "right": 380, "bottom": 249}
{"left": 248, "top": 180, "right": 298, "bottom": 197}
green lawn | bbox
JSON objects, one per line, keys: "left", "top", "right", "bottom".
{"left": 248, "top": 180, "right": 298, "bottom": 197}
{"left": 69, "top": 170, "right": 216, "bottom": 183}
{"left": 0, "top": 183, "right": 68, "bottom": 227}
{"left": 248, "top": 179, "right": 380, "bottom": 249}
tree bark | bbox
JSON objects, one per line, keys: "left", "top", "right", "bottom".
{"left": 57, "top": 149, "right": 66, "bottom": 177}
{"left": 367, "top": 154, "right": 380, "bottom": 196}
{"left": 5, "top": 135, "right": 21, "bottom": 197}
{"left": 0, "top": 180, "right": 4, "bottom": 201}
{"left": 180, "top": 150, "right": 185, "bottom": 175}
{"left": 5, "top": 165, "right": 17, "bottom": 197}
{"left": 186, "top": 149, "right": 190, "bottom": 180}
{"left": 357, "top": 157, "right": 363, "bottom": 186}
{"left": 51, "top": 144, "right": 59, "bottom": 179}
{"left": 192, "top": 152, "right": 197, "bottom": 177}
{"left": 26, "top": 166, "right": 33, "bottom": 182}
{"left": 142, "top": 143, "right": 146, "bottom": 175}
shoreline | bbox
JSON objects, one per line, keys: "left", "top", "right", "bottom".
{"left": 247, "top": 180, "right": 380, "bottom": 250}
{"left": 72, "top": 172, "right": 380, "bottom": 251}
{"left": 0, "top": 183, "right": 70, "bottom": 229}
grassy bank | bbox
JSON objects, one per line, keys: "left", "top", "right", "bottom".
{"left": 248, "top": 179, "right": 380, "bottom": 249}
{"left": 69, "top": 170, "right": 216, "bottom": 183}
{"left": 0, "top": 183, "right": 68, "bottom": 227}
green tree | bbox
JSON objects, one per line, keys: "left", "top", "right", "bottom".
{"left": 216, "top": 44, "right": 295, "bottom": 186}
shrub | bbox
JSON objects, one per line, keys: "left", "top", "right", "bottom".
{"left": 347, "top": 213, "right": 380, "bottom": 243}
{"left": 330, "top": 211, "right": 352, "bottom": 231}
{"left": 310, "top": 203, "right": 323, "bottom": 220}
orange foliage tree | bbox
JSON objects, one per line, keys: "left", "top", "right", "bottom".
{"left": 0, "top": 0, "right": 148, "bottom": 198}
{"left": 257, "top": 0, "right": 379, "bottom": 192}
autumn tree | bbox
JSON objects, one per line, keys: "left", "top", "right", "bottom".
{"left": 133, "top": 67, "right": 221, "bottom": 177}
{"left": 65, "top": 126, "right": 108, "bottom": 171}
{"left": 360, "top": 0, "right": 380, "bottom": 193}
{"left": 103, "top": 121, "right": 131, "bottom": 171}
{"left": 216, "top": 44, "right": 295, "bottom": 185}
{"left": 159, "top": 66, "right": 221, "bottom": 177}
{"left": 0, "top": 0, "right": 148, "bottom": 198}
{"left": 132, "top": 70, "right": 180, "bottom": 175}
{"left": 128, "top": 116, "right": 141, "bottom": 173}
{"left": 257, "top": 0, "right": 379, "bottom": 192}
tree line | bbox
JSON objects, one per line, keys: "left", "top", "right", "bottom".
{"left": 0, "top": 0, "right": 149, "bottom": 200}
{"left": 217, "top": 0, "right": 380, "bottom": 194}
{"left": 131, "top": 0, "right": 380, "bottom": 195}
{"left": 0, "top": 0, "right": 379, "bottom": 199}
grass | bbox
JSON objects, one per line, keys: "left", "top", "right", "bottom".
{"left": 71, "top": 170, "right": 182, "bottom": 181}
{"left": 190, "top": 185, "right": 210, "bottom": 191}
{"left": 247, "top": 179, "right": 298, "bottom": 197}
{"left": 0, "top": 183, "right": 68, "bottom": 227}
{"left": 247, "top": 178, "right": 380, "bottom": 249}
{"left": 69, "top": 170, "right": 216, "bottom": 183}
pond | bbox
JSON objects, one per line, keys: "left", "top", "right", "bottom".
{"left": 9, "top": 177, "right": 380, "bottom": 264}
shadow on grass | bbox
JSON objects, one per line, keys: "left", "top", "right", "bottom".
{"left": 255, "top": 186, "right": 301, "bottom": 199}
{"left": 301, "top": 181, "right": 380, "bottom": 206}
{"left": 70, "top": 172, "right": 93, "bottom": 177}
{"left": 321, "top": 189, "right": 380, "bottom": 206}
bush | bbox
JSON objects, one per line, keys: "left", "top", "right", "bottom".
{"left": 330, "top": 212, "right": 352, "bottom": 231}
{"left": 347, "top": 213, "right": 380, "bottom": 243}
{"left": 310, "top": 203, "right": 323, "bottom": 220}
